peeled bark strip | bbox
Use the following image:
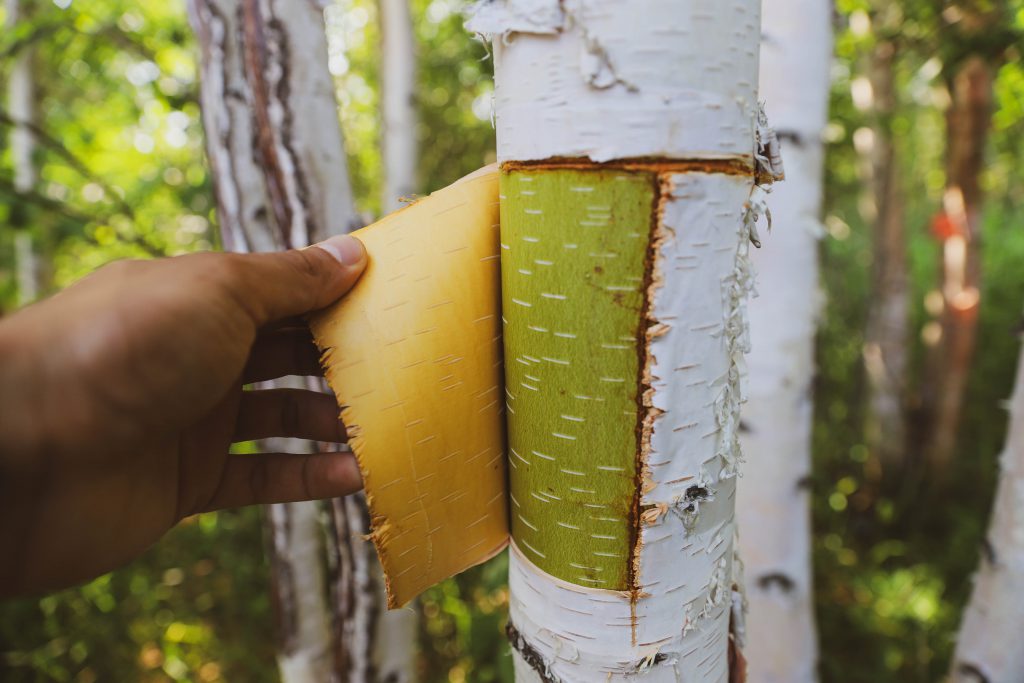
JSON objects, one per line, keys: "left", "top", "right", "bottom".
{"left": 310, "top": 169, "right": 508, "bottom": 608}
{"left": 189, "top": 1, "right": 414, "bottom": 680}
{"left": 469, "top": 1, "right": 765, "bottom": 679}
{"left": 951, "top": 326, "right": 1024, "bottom": 681}
{"left": 735, "top": 0, "right": 828, "bottom": 680}
{"left": 379, "top": 0, "right": 418, "bottom": 212}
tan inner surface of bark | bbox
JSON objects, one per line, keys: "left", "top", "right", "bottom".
{"left": 310, "top": 169, "right": 508, "bottom": 608}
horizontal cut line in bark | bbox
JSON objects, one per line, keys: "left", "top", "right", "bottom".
{"left": 501, "top": 156, "right": 756, "bottom": 177}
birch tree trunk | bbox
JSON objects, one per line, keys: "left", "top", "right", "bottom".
{"left": 922, "top": 55, "right": 992, "bottom": 479}
{"left": 951, "top": 321, "right": 1024, "bottom": 682}
{"left": 468, "top": 1, "right": 770, "bottom": 679}
{"left": 379, "top": 0, "right": 417, "bottom": 212}
{"left": 736, "top": 0, "right": 829, "bottom": 679}
{"left": 188, "top": 2, "right": 414, "bottom": 681}
{"left": 5, "top": 0, "right": 43, "bottom": 306}
{"left": 861, "top": 34, "right": 910, "bottom": 475}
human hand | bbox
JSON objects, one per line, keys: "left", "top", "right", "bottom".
{"left": 0, "top": 235, "right": 366, "bottom": 597}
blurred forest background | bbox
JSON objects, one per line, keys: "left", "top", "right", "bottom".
{"left": 1, "top": 0, "right": 1024, "bottom": 681}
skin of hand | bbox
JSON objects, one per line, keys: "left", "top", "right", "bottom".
{"left": 0, "top": 235, "right": 367, "bottom": 598}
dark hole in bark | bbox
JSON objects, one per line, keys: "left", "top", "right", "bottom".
{"left": 795, "top": 474, "right": 813, "bottom": 490}
{"left": 957, "top": 662, "right": 991, "bottom": 683}
{"left": 685, "top": 486, "right": 710, "bottom": 502}
{"left": 980, "top": 537, "right": 997, "bottom": 566}
{"left": 776, "top": 129, "right": 804, "bottom": 147}
{"left": 507, "top": 621, "right": 560, "bottom": 683}
{"left": 756, "top": 572, "right": 796, "bottom": 593}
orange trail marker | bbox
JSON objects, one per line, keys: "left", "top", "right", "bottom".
{"left": 309, "top": 166, "right": 507, "bottom": 608}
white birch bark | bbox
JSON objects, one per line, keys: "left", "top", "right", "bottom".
{"left": 735, "top": 0, "right": 830, "bottom": 681}
{"left": 188, "top": 1, "right": 415, "bottom": 681}
{"left": 379, "top": 0, "right": 417, "bottom": 212}
{"left": 469, "top": 1, "right": 766, "bottom": 679}
{"left": 951, "top": 326, "right": 1024, "bottom": 682}
{"left": 329, "top": 493, "right": 418, "bottom": 683}
{"left": 6, "top": 0, "right": 41, "bottom": 306}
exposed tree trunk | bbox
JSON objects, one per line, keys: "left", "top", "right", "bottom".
{"left": 861, "top": 36, "right": 910, "bottom": 476}
{"left": 951, "top": 322, "right": 1024, "bottom": 682}
{"left": 327, "top": 492, "right": 418, "bottom": 682}
{"left": 188, "top": 1, "right": 415, "bottom": 681}
{"left": 736, "top": 0, "right": 829, "bottom": 678}
{"left": 922, "top": 56, "right": 992, "bottom": 479}
{"left": 379, "top": 0, "right": 417, "bottom": 212}
{"left": 469, "top": 1, "right": 767, "bottom": 679}
{"left": 265, "top": 489, "right": 334, "bottom": 682}
{"left": 5, "top": 0, "right": 44, "bottom": 306}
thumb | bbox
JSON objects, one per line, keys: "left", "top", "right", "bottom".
{"left": 225, "top": 234, "right": 367, "bottom": 327}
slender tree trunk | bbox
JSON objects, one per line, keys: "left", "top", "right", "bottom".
{"left": 736, "top": 0, "right": 829, "bottom": 679}
{"left": 862, "top": 37, "right": 910, "bottom": 475}
{"left": 5, "top": 0, "right": 43, "bottom": 306}
{"left": 950, "top": 322, "right": 1024, "bottom": 681}
{"left": 188, "top": 2, "right": 414, "bottom": 681}
{"left": 469, "top": 1, "right": 768, "bottom": 679}
{"left": 328, "top": 492, "right": 418, "bottom": 682}
{"left": 922, "top": 56, "right": 992, "bottom": 478}
{"left": 379, "top": 0, "right": 417, "bottom": 212}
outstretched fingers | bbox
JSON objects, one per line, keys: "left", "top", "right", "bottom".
{"left": 202, "top": 450, "right": 362, "bottom": 511}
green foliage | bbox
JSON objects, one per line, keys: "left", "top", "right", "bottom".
{"left": 419, "top": 553, "right": 513, "bottom": 683}
{"left": 326, "top": 0, "right": 493, "bottom": 219}
{"left": 0, "top": 510, "right": 274, "bottom": 683}
{"left": 0, "top": 0, "right": 213, "bottom": 311}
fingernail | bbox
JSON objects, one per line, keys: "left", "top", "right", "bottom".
{"left": 314, "top": 234, "right": 364, "bottom": 266}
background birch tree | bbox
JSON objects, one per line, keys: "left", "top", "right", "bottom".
{"left": 379, "top": 0, "right": 417, "bottom": 212}
{"left": 188, "top": 1, "right": 414, "bottom": 681}
{"left": 737, "top": 0, "right": 830, "bottom": 678}
{"left": 469, "top": 0, "right": 772, "bottom": 678}
{"left": 857, "top": 3, "right": 910, "bottom": 476}
{"left": 950, "top": 316, "right": 1024, "bottom": 683}
{"left": 5, "top": 0, "right": 44, "bottom": 305}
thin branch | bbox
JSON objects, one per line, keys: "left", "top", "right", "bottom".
{"left": 0, "top": 107, "right": 136, "bottom": 220}
{"left": 0, "top": 176, "right": 165, "bottom": 257}
{"left": 0, "top": 21, "right": 59, "bottom": 61}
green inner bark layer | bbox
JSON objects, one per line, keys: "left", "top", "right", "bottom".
{"left": 501, "top": 168, "right": 653, "bottom": 589}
